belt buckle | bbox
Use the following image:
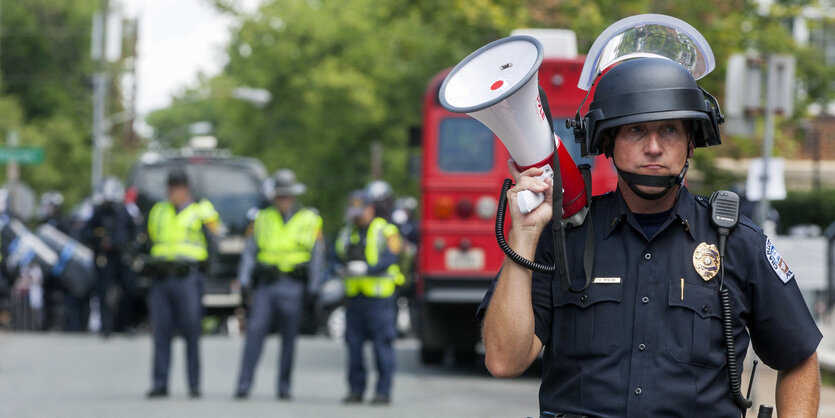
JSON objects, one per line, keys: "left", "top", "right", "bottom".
{"left": 176, "top": 263, "right": 192, "bottom": 277}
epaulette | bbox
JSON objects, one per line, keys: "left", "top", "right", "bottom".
{"left": 736, "top": 216, "right": 764, "bottom": 234}
{"left": 694, "top": 194, "right": 710, "bottom": 208}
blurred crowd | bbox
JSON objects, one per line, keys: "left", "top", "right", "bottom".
{"left": 0, "top": 177, "right": 144, "bottom": 335}
{"left": 0, "top": 175, "right": 419, "bottom": 340}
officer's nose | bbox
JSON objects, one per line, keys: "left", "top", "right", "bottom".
{"left": 643, "top": 132, "right": 664, "bottom": 156}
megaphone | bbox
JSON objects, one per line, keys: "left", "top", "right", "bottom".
{"left": 438, "top": 35, "right": 587, "bottom": 219}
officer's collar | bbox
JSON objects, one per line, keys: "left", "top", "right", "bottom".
{"left": 275, "top": 205, "right": 298, "bottom": 221}
{"left": 604, "top": 186, "right": 697, "bottom": 241}
{"left": 174, "top": 199, "right": 194, "bottom": 213}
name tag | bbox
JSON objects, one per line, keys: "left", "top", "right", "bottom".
{"left": 593, "top": 277, "right": 621, "bottom": 284}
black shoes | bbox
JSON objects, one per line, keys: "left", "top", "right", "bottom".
{"left": 277, "top": 392, "right": 291, "bottom": 401}
{"left": 146, "top": 387, "right": 200, "bottom": 398}
{"left": 343, "top": 393, "right": 390, "bottom": 405}
{"left": 234, "top": 390, "right": 249, "bottom": 399}
{"left": 342, "top": 393, "right": 363, "bottom": 404}
{"left": 146, "top": 387, "right": 168, "bottom": 398}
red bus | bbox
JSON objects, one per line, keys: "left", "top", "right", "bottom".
{"left": 415, "top": 30, "right": 617, "bottom": 364}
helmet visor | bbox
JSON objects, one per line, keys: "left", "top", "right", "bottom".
{"left": 578, "top": 14, "right": 715, "bottom": 91}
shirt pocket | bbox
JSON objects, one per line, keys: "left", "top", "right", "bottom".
{"left": 553, "top": 284, "right": 623, "bottom": 358}
{"left": 665, "top": 280, "right": 725, "bottom": 368}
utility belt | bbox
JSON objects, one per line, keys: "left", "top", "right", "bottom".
{"left": 539, "top": 413, "right": 588, "bottom": 418}
{"left": 148, "top": 259, "right": 205, "bottom": 279}
{"left": 252, "top": 263, "right": 307, "bottom": 288}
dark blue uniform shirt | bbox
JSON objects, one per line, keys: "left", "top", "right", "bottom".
{"left": 479, "top": 187, "right": 821, "bottom": 417}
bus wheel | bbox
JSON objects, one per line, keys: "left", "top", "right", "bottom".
{"left": 453, "top": 348, "right": 477, "bottom": 367}
{"left": 420, "top": 346, "right": 444, "bottom": 365}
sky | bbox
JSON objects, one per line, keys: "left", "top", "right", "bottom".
{"left": 122, "top": 0, "right": 260, "bottom": 117}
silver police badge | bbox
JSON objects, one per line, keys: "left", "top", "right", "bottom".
{"left": 692, "top": 242, "right": 720, "bottom": 281}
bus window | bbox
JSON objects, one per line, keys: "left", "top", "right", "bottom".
{"left": 438, "top": 118, "right": 494, "bottom": 173}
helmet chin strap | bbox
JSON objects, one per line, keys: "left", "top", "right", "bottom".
{"left": 615, "top": 160, "right": 689, "bottom": 200}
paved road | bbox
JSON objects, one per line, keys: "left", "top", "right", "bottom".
{"left": 3, "top": 332, "right": 835, "bottom": 417}
{"left": 0, "top": 332, "right": 539, "bottom": 418}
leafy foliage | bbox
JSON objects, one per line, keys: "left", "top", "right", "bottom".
{"left": 146, "top": 0, "right": 834, "bottom": 235}
{"left": 772, "top": 189, "right": 835, "bottom": 232}
{"left": 153, "top": 0, "right": 528, "bottom": 234}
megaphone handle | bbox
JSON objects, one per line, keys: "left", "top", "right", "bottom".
{"left": 517, "top": 190, "right": 544, "bottom": 214}
{"left": 516, "top": 165, "right": 553, "bottom": 214}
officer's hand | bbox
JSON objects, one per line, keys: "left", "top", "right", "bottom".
{"left": 507, "top": 160, "right": 554, "bottom": 235}
{"left": 346, "top": 260, "right": 368, "bottom": 276}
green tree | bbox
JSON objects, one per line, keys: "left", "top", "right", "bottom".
{"left": 149, "top": 0, "right": 528, "bottom": 234}
{"left": 528, "top": 0, "right": 834, "bottom": 194}
{"left": 147, "top": 0, "right": 834, "bottom": 231}
{"left": 0, "top": 0, "right": 103, "bottom": 210}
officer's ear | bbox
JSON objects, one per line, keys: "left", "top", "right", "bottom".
{"left": 687, "top": 124, "right": 696, "bottom": 158}
{"left": 602, "top": 127, "right": 618, "bottom": 159}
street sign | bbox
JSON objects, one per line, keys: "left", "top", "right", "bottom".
{"left": 0, "top": 147, "right": 44, "bottom": 164}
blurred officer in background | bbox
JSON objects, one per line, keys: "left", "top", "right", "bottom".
{"left": 364, "top": 180, "right": 394, "bottom": 222}
{"left": 391, "top": 197, "right": 419, "bottom": 246}
{"left": 233, "top": 175, "right": 277, "bottom": 293}
{"left": 234, "top": 169, "right": 324, "bottom": 400}
{"left": 82, "top": 177, "right": 139, "bottom": 337}
{"left": 38, "top": 191, "right": 71, "bottom": 331}
{"left": 38, "top": 191, "right": 69, "bottom": 233}
{"left": 337, "top": 190, "right": 404, "bottom": 405}
{"left": 145, "top": 169, "right": 219, "bottom": 398}
{"left": 62, "top": 197, "right": 95, "bottom": 332}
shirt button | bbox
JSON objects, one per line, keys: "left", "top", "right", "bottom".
{"left": 635, "top": 388, "right": 642, "bottom": 395}
{"left": 638, "top": 343, "right": 646, "bottom": 351}
{"left": 641, "top": 296, "right": 649, "bottom": 304}
{"left": 644, "top": 253, "right": 652, "bottom": 260}
{"left": 580, "top": 294, "right": 589, "bottom": 303}
{"left": 702, "top": 304, "right": 709, "bottom": 313}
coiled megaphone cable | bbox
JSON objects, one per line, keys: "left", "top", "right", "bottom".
{"left": 495, "top": 178, "right": 555, "bottom": 274}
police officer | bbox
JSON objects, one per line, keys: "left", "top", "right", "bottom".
{"left": 145, "top": 169, "right": 219, "bottom": 398}
{"left": 337, "top": 190, "right": 404, "bottom": 405}
{"left": 234, "top": 169, "right": 324, "bottom": 400}
{"left": 83, "top": 177, "right": 139, "bottom": 336}
{"left": 480, "top": 58, "right": 821, "bottom": 415}
{"left": 364, "top": 180, "right": 394, "bottom": 221}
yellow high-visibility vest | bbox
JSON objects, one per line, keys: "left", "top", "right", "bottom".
{"left": 148, "top": 199, "right": 219, "bottom": 262}
{"left": 336, "top": 217, "right": 404, "bottom": 298}
{"left": 254, "top": 207, "right": 322, "bottom": 272}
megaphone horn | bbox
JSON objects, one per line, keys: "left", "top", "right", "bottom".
{"left": 438, "top": 35, "right": 587, "bottom": 218}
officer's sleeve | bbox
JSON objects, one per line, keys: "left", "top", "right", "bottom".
{"left": 307, "top": 236, "right": 326, "bottom": 294}
{"left": 367, "top": 248, "right": 399, "bottom": 275}
{"left": 199, "top": 199, "right": 221, "bottom": 234}
{"left": 744, "top": 231, "right": 822, "bottom": 370}
{"left": 367, "top": 224, "right": 402, "bottom": 275}
{"left": 237, "top": 237, "right": 257, "bottom": 288}
{"left": 383, "top": 223, "right": 403, "bottom": 256}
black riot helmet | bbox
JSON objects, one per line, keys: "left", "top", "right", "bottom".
{"left": 569, "top": 58, "right": 725, "bottom": 200}
{"left": 578, "top": 58, "right": 724, "bottom": 158}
